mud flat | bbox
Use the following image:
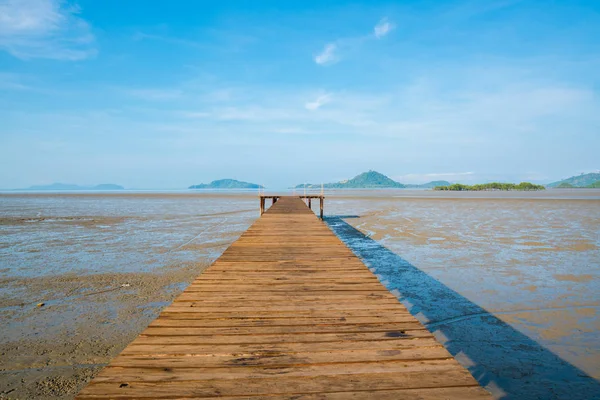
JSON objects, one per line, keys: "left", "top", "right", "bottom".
{"left": 0, "top": 192, "right": 257, "bottom": 399}
{"left": 1, "top": 190, "right": 599, "bottom": 399}
{"left": 324, "top": 189, "right": 600, "bottom": 399}
{"left": 0, "top": 266, "right": 208, "bottom": 398}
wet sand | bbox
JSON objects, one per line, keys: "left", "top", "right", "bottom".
{"left": 0, "top": 193, "right": 257, "bottom": 399}
{"left": 1, "top": 190, "right": 599, "bottom": 399}
{"left": 324, "top": 191, "right": 600, "bottom": 398}
{"left": 0, "top": 265, "right": 207, "bottom": 398}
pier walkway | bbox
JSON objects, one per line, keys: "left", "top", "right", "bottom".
{"left": 77, "top": 197, "right": 490, "bottom": 399}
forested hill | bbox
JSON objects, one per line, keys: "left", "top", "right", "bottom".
{"left": 295, "top": 171, "right": 405, "bottom": 189}
{"left": 547, "top": 172, "right": 600, "bottom": 188}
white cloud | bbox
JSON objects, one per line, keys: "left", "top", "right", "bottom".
{"left": 0, "top": 0, "right": 96, "bottom": 60}
{"left": 374, "top": 17, "right": 395, "bottom": 38}
{"left": 305, "top": 94, "right": 332, "bottom": 110}
{"left": 313, "top": 18, "right": 395, "bottom": 65}
{"left": 314, "top": 43, "right": 337, "bottom": 65}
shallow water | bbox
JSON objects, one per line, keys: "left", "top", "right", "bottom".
{"left": 0, "top": 193, "right": 258, "bottom": 278}
{"left": 323, "top": 192, "right": 600, "bottom": 398}
{"left": 1, "top": 190, "right": 599, "bottom": 399}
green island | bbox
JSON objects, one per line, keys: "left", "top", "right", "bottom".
{"left": 295, "top": 170, "right": 449, "bottom": 189}
{"left": 189, "top": 179, "right": 263, "bottom": 189}
{"left": 296, "top": 171, "right": 404, "bottom": 189}
{"left": 434, "top": 182, "right": 545, "bottom": 191}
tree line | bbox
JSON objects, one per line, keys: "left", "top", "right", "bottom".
{"left": 434, "top": 182, "right": 545, "bottom": 191}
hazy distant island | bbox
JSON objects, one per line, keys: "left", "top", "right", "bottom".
{"left": 189, "top": 179, "right": 263, "bottom": 189}
{"left": 547, "top": 172, "right": 600, "bottom": 188}
{"left": 404, "top": 180, "right": 452, "bottom": 189}
{"left": 295, "top": 171, "right": 449, "bottom": 189}
{"left": 24, "top": 183, "right": 124, "bottom": 191}
{"left": 435, "top": 182, "right": 545, "bottom": 191}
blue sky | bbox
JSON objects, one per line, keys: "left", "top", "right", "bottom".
{"left": 1, "top": 0, "right": 599, "bottom": 189}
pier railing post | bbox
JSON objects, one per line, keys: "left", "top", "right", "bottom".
{"left": 260, "top": 197, "right": 265, "bottom": 216}
{"left": 308, "top": 198, "right": 311, "bottom": 209}
{"left": 320, "top": 197, "right": 324, "bottom": 220}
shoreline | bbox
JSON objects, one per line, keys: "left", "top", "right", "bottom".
{"left": 1, "top": 188, "right": 599, "bottom": 201}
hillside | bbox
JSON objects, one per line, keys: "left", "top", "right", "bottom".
{"left": 556, "top": 182, "right": 575, "bottom": 188}
{"left": 548, "top": 172, "right": 600, "bottom": 188}
{"left": 25, "top": 183, "right": 124, "bottom": 191}
{"left": 189, "top": 179, "right": 262, "bottom": 189}
{"left": 295, "top": 171, "right": 405, "bottom": 189}
{"left": 586, "top": 181, "right": 600, "bottom": 188}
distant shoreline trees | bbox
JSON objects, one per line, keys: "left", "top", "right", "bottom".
{"left": 434, "top": 182, "right": 545, "bottom": 191}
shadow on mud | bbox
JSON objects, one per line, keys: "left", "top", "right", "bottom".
{"left": 326, "top": 216, "right": 600, "bottom": 400}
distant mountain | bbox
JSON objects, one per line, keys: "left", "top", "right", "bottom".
{"left": 296, "top": 171, "right": 405, "bottom": 189}
{"left": 548, "top": 172, "right": 600, "bottom": 188}
{"left": 189, "top": 179, "right": 263, "bottom": 189}
{"left": 404, "top": 180, "right": 451, "bottom": 189}
{"left": 25, "top": 183, "right": 124, "bottom": 191}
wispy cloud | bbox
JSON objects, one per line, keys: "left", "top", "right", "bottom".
{"left": 314, "top": 18, "right": 394, "bottom": 66}
{"left": 374, "top": 18, "right": 395, "bottom": 38}
{"left": 314, "top": 43, "right": 337, "bottom": 65}
{"left": 0, "top": 0, "right": 96, "bottom": 60}
{"left": 0, "top": 72, "right": 30, "bottom": 90}
{"left": 305, "top": 93, "right": 332, "bottom": 110}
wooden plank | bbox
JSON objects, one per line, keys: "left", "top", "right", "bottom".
{"left": 76, "top": 196, "right": 490, "bottom": 399}
{"left": 78, "top": 370, "right": 480, "bottom": 398}
{"left": 91, "top": 359, "right": 471, "bottom": 383}
{"left": 120, "top": 337, "right": 445, "bottom": 356}
{"left": 141, "top": 322, "right": 427, "bottom": 335}
{"left": 110, "top": 346, "right": 453, "bottom": 367}
{"left": 152, "top": 315, "right": 420, "bottom": 326}
{"left": 78, "top": 386, "right": 490, "bottom": 400}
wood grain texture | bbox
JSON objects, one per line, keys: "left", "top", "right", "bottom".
{"left": 76, "top": 196, "right": 490, "bottom": 399}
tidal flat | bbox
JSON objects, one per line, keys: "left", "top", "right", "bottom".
{"left": 0, "top": 190, "right": 599, "bottom": 399}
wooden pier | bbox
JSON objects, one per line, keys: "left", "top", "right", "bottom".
{"left": 260, "top": 195, "right": 324, "bottom": 219}
{"left": 77, "top": 197, "right": 490, "bottom": 399}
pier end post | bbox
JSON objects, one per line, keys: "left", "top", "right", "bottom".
{"left": 320, "top": 197, "right": 324, "bottom": 220}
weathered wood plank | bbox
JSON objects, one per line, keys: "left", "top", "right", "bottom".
{"left": 110, "top": 346, "right": 453, "bottom": 367}
{"left": 78, "top": 370, "right": 481, "bottom": 398}
{"left": 119, "top": 337, "right": 445, "bottom": 356}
